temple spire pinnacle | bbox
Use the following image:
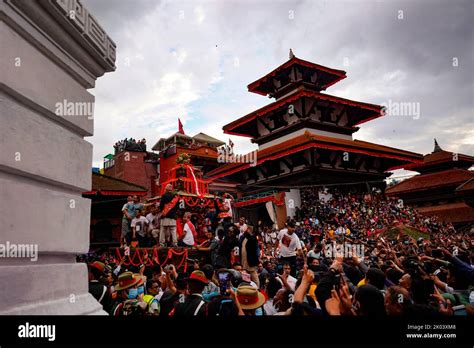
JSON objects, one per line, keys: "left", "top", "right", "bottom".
{"left": 433, "top": 138, "right": 442, "bottom": 152}
{"left": 289, "top": 48, "right": 295, "bottom": 59}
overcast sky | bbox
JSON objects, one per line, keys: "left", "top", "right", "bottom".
{"left": 83, "top": 0, "right": 473, "bottom": 177}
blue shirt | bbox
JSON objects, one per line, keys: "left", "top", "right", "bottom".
{"left": 123, "top": 202, "right": 144, "bottom": 220}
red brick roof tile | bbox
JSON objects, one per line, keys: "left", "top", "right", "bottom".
{"left": 386, "top": 169, "right": 474, "bottom": 195}
{"left": 207, "top": 131, "right": 422, "bottom": 178}
{"left": 83, "top": 173, "right": 147, "bottom": 196}
{"left": 417, "top": 202, "right": 474, "bottom": 224}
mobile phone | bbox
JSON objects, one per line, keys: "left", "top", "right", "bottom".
{"left": 453, "top": 304, "right": 466, "bottom": 316}
{"left": 218, "top": 272, "right": 231, "bottom": 294}
{"left": 334, "top": 274, "right": 341, "bottom": 292}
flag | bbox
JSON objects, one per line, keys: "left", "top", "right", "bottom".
{"left": 178, "top": 118, "right": 185, "bottom": 134}
{"left": 229, "top": 139, "right": 234, "bottom": 148}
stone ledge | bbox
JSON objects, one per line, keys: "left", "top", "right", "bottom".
{"left": 1, "top": 0, "right": 116, "bottom": 88}
{"left": 1, "top": 91, "right": 93, "bottom": 191}
{"left": 0, "top": 293, "right": 107, "bottom": 315}
{"left": 0, "top": 172, "right": 91, "bottom": 253}
{"left": 0, "top": 262, "right": 107, "bottom": 315}
{"left": 0, "top": 83, "right": 94, "bottom": 138}
{"left": 1, "top": 20, "right": 95, "bottom": 135}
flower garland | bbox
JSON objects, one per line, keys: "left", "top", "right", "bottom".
{"left": 182, "top": 196, "right": 215, "bottom": 208}
{"left": 176, "top": 152, "right": 191, "bottom": 164}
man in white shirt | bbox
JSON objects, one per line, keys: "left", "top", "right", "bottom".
{"left": 276, "top": 221, "right": 305, "bottom": 275}
{"left": 179, "top": 212, "right": 195, "bottom": 247}
{"left": 235, "top": 216, "right": 248, "bottom": 240}
{"left": 307, "top": 244, "right": 322, "bottom": 260}
{"left": 131, "top": 209, "right": 149, "bottom": 247}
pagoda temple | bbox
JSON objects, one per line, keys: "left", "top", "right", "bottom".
{"left": 206, "top": 51, "right": 424, "bottom": 227}
{"left": 386, "top": 139, "right": 474, "bottom": 228}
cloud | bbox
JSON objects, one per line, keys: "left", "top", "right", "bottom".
{"left": 83, "top": 0, "right": 473, "bottom": 170}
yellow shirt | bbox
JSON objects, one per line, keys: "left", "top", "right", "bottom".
{"left": 308, "top": 284, "right": 317, "bottom": 302}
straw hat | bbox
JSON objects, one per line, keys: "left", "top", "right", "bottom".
{"left": 236, "top": 285, "right": 266, "bottom": 310}
{"left": 115, "top": 272, "right": 141, "bottom": 291}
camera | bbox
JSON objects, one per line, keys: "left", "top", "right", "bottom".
{"left": 334, "top": 274, "right": 341, "bottom": 292}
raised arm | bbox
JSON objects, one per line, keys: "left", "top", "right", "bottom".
{"left": 294, "top": 265, "right": 314, "bottom": 303}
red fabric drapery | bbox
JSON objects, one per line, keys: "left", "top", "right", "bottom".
{"left": 114, "top": 247, "right": 189, "bottom": 272}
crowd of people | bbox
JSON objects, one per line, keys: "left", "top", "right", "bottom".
{"left": 114, "top": 138, "right": 147, "bottom": 153}
{"left": 82, "top": 186, "right": 474, "bottom": 317}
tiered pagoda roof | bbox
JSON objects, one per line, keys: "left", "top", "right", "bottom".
{"left": 207, "top": 52, "right": 423, "bottom": 189}
{"left": 405, "top": 139, "right": 474, "bottom": 174}
{"left": 208, "top": 131, "right": 422, "bottom": 179}
{"left": 224, "top": 53, "right": 383, "bottom": 141}
{"left": 223, "top": 89, "right": 383, "bottom": 138}
{"left": 247, "top": 52, "right": 347, "bottom": 98}
{"left": 386, "top": 139, "right": 474, "bottom": 196}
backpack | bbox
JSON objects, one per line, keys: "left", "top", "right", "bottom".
{"left": 206, "top": 296, "right": 237, "bottom": 316}
{"left": 143, "top": 294, "right": 160, "bottom": 314}
{"left": 121, "top": 299, "right": 147, "bottom": 316}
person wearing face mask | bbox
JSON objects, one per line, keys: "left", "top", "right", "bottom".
{"left": 111, "top": 272, "right": 146, "bottom": 316}
{"left": 136, "top": 276, "right": 146, "bottom": 298}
